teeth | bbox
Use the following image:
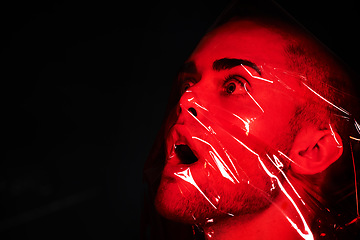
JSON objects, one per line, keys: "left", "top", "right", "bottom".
{"left": 175, "top": 144, "right": 198, "bottom": 164}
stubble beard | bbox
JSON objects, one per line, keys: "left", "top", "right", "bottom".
{"left": 155, "top": 165, "right": 277, "bottom": 224}
{"left": 154, "top": 123, "right": 293, "bottom": 225}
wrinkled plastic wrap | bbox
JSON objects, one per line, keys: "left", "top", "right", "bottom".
{"left": 142, "top": 1, "right": 360, "bottom": 239}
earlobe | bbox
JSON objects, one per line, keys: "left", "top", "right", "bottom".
{"left": 289, "top": 126, "right": 343, "bottom": 175}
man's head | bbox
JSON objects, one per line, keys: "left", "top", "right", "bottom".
{"left": 154, "top": 18, "right": 354, "bottom": 226}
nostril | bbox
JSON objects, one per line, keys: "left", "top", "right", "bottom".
{"left": 188, "top": 107, "right": 197, "bottom": 117}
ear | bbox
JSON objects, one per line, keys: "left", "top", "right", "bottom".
{"left": 289, "top": 126, "right": 343, "bottom": 175}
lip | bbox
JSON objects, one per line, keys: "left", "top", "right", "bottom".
{"left": 163, "top": 124, "right": 203, "bottom": 175}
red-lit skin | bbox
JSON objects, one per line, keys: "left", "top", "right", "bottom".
{"left": 155, "top": 20, "right": 312, "bottom": 239}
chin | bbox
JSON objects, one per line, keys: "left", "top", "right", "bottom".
{"left": 155, "top": 171, "right": 276, "bottom": 224}
{"left": 154, "top": 176, "right": 212, "bottom": 224}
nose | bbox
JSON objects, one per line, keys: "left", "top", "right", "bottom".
{"left": 178, "top": 103, "right": 198, "bottom": 119}
{"left": 177, "top": 89, "right": 201, "bottom": 120}
{"left": 187, "top": 107, "right": 197, "bottom": 117}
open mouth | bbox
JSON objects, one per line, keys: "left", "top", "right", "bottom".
{"left": 175, "top": 144, "right": 198, "bottom": 164}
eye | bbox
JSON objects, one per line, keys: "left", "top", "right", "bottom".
{"left": 223, "top": 75, "right": 249, "bottom": 95}
{"left": 180, "top": 79, "right": 195, "bottom": 95}
{"left": 225, "top": 82, "right": 237, "bottom": 94}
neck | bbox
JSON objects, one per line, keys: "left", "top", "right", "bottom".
{"left": 202, "top": 186, "right": 314, "bottom": 240}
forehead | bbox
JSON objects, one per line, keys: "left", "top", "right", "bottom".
{"left": 189, "top": 20, "right": 290, "bottom": 72}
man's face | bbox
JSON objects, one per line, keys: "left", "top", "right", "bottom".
{"left": 155, "top": 20, "right": 303, "bottom": 223}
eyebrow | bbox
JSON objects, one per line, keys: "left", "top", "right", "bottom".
{"left": 212, "top": 58, "right": 261, "bottom": 76}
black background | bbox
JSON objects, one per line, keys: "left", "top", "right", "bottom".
{"left": 2, "top": 0, "right": 360, "bottom": 239}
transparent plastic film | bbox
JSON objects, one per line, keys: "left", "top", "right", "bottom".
{"left": 155, "top": 60, "right": 360, "bottom": 238}
{"left": 143, "top": 2, "right": 360, "bottom": 239}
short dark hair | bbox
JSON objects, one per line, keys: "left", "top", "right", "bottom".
{"left": 283, "top": 34, "right": 360, "bottom": 237}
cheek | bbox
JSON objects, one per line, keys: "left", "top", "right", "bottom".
{"left": 217, "top": 97, "right": 265, "bottom": 119}
{"left": 250, "top": 100, "right": 295, "bottom": 145}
